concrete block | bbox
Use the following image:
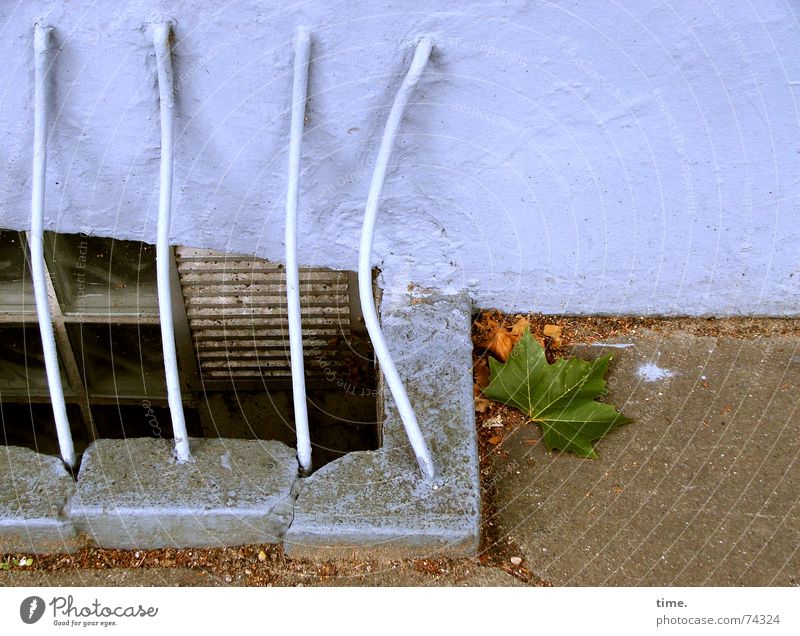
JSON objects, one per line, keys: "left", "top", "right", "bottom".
{"left": 285, "top": 294, "right": 481, "bottom": 558}
{"left": 0, "top": 446, "right": 80, "bottom": 554}
{"left": 66, "top": 438, "right": 298, "bottom": 549}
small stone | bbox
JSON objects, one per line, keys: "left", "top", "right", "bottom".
{"left": 482, "top": 415, "right": 504, "bottom": 429}
{"left": 258, "top": 550, "right": 267, "bottom": 562}
{"left": 510, "top": 556, "right": 523, "bottom": 566}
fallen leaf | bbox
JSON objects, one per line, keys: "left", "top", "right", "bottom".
{"left": 483, "top": 329, "right": 632, "bottom": 458}
{"left": 473, "top": 311, "right": 544, "bottom": 362}
{"left": 543, "top": 324, "right": 563, "bottom": 346}
{"left": 511, "top": 316, "right": 529, "bottom": 337}
{"left": 474, "top": 357, "right": 491, "bottom": 388}
{"left": 474, "top": 394, "right": 492, "bottom": 413}
{"left": 488, "top": 329, "right": 517, "bottom": 362}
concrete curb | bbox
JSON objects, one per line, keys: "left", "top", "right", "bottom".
{"left": 0, "top": 446, "right": 80, "bottom": 554}
{"left": 1, "top": 294, "right": 480, "bottom": 556}
{"left": 65, "top": 438, "right": 298, "bottom": 550}
{"left": 284, "top": 294, "right": 481, "bottom": 558}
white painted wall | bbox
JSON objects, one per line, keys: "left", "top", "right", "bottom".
{"left": 1, "top": 1, "right": 798, "bottom": 315}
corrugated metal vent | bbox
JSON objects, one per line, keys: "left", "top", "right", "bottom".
{"left": 175, "top": 247, "right": 372, "bottom": 389}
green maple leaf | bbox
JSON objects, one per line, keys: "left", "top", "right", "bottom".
{"left": 483, "top": 328, "right": 632, "bottom": 458}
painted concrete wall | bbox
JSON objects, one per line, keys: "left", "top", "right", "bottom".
{"left": 1, "top": 0, "right": 798, "bottom": 315}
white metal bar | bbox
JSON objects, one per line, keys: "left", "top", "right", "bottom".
{"left": 153, "top": 22, "right": 191, "bottom": 463}
{"left": 38, "top": 244, "right": 98, "bottom": 441}
{"left": 285, "top": 27, "right": 313, "bottom": 473}
{"left": 30, "top": 25, "right": 77, "bottom": 468}
{"left": 358, "top": 37, "right": 436, "bottom": 480}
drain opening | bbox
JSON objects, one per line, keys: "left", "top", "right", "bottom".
{"left": 0, "top": 230, "right": 379, "bottom": 471}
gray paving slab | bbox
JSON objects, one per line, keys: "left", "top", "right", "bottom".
{"left": 0, "top": 446, "right": 80, "bottom": 554}
{"left": 65, "top": 438, "right": 298, "bottom": 549}
{"left": 490, "top": 329, "right": 800, "bottom": 586}
{"left": 285, "top": 294, "right": 481, "bottom": 558}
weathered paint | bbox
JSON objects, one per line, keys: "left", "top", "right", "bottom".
{"left": 1, "top": 1, "right": 798, "bottom": 315}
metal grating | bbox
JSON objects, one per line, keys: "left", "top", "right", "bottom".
{"left": 175, "top": 247, "right": 370, "bottom": 387}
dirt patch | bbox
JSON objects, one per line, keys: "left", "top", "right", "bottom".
{"left": 473, "top": 309, "right": 800, "bottom": 351}
{"left": 0, "top": 540, "right": 543, "bottom": 586}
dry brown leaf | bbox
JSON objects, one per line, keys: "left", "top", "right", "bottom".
{"left": 474, "top": 357, "right": 491, "bottom": 388}
{"left": 472, "top": 312, "right": 504, "bottom": 347}
{"left": 474, "top": 394, "right": 492, "bottom": 413}
{"left": 543, "top": 324, "right": 563, "bottom": 346}
{"left": 472, "top": 310, "right": 543, "bottom": 362}
{"left": 488, "top": 329, "right": 516, "bottom": 361}
{"left": 511, "top": 316, "right": 529, "bottom": 337}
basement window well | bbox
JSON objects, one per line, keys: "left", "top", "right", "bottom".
{"left": 0, "top": 230, "right": 379, "bottom": 470}
{"left": 4, "top": 25, "right": 481, "bottom": 557}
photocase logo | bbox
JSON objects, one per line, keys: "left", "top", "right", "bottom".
{"left": 16, "top": 594, "right": 159, "bottom": 627}
{"left": 20, "top": 596, "right": 45, "bottom": 624}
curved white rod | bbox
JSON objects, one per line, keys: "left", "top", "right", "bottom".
{"left": 31, "top": 25, "right": 76, "bottom": 468}
{"left": 358, "top": 38, "right": 435, "bottom": 480}
{"left": 153, "top": 22, "right": 191, "bottom": 463}
{"left": 285, "top": 27, "right": 313, "bottom": 474}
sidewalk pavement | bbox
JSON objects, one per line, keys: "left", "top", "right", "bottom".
{"left": 490, "top": 328, "right": 799, "bottom": 586}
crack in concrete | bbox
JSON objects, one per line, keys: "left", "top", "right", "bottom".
{"left": 276, "top": 471, "right": 306, "bottom": 542}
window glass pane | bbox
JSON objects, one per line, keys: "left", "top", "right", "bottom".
{"left": 0, "top": 325, "right": 70, "bottom": 396}
{"left": 90, "top": 404, "right": 201, "bottom": 440}
{"left": 45, "top": 232, "right": 159, "bottom": 314}
{"left": 0, "top": 230, "right": 35, "bottom": 312}
{"left": 0, "top": 402, "right": 85, "bottom": 457}
{"left": 67, "top": 324, "right": 167, "bottom": 397}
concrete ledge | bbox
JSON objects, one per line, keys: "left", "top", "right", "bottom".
{"left": 65, "top": 438, "right": 298, "bottom": 549}
{"left": 2, "top": 296, "right": 481, "bottom": 556}
{"left": 284, "top": 294, "right": 481, "bottom": 558}
{"left": 0, "top": 446, "right": 80, "bottom": 554}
